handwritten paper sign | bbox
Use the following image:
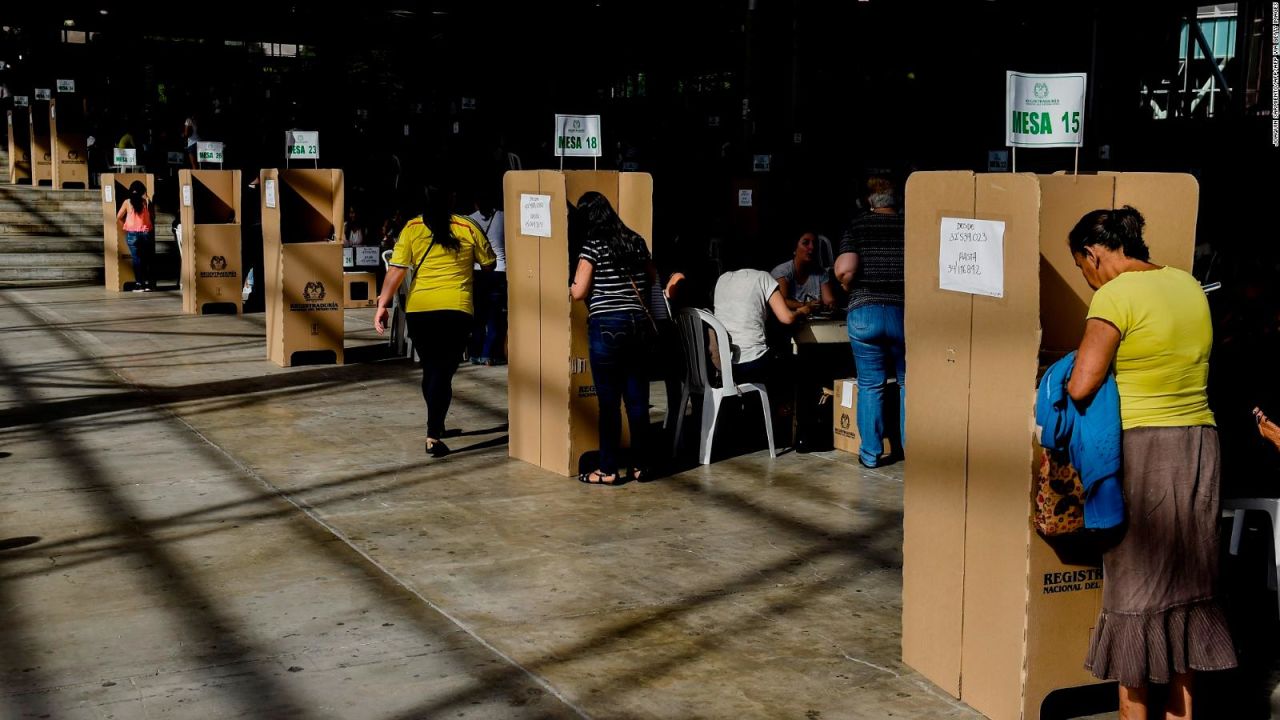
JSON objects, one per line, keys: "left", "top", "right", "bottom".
{"left": 355, "top": 247, "right": 381, "bottom": 266}
{"left": 264, "top": 179, "right": 277, "bottom": 209}
{"left": 520, "top": 193, "right": 552, "bottom": 237}
{"left": 939, "top": 217, "right": 1005, "bottom": 298}
{"left": 103, "top": 185, "right": 113, "bottom": 204}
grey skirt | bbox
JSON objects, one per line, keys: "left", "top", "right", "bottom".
{"left": 1084, "top": 426, "right": 1237, "bottom": 687}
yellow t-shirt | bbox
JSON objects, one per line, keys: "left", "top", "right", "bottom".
{"left": 390, "top": 215, "right": 496, "bottom": 314}
{"left": 1086, "top": 266, "right": 1215, "bottom": 430}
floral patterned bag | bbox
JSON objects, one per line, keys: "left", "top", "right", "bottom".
{"left": 1034, "top": 448, "right": 1085, "bottom": 536}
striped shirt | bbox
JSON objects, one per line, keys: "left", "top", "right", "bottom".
{"left": 579, "top": 236, "right": 649, "bottom": 317}
{"left": 839, "top": 211, "right": 905, "bottom": 310}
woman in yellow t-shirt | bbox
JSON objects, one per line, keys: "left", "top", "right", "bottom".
{"left": 1066, "top": 206, "right": 1235, "bottom": 716}
{"left": 375, "top": 185, "right": 496, "bottom": 457}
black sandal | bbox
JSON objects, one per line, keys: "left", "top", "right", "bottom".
{"left": 578, "top": 470, "right": 619, "bottom": 486}
{"left": 425, "top": 439, "right": 450, "bottom": 458}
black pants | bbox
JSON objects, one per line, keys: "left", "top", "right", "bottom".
{"left": 406, "top": 310, "right": 472, "bottom": 439}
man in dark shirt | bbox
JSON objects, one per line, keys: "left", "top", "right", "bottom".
{"left": 834, "top": 178, "right": 906, "bottom": 468}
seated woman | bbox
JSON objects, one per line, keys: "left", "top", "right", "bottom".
{"left": 770, "top": 230, "right": 836, "bottom": 310}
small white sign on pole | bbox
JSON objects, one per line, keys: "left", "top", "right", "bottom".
{"left": 112, "top": 148, "right": 137, "bottom": 167}
{"left": 939, "top": 217, "right": 1005, "bottom": 298}
{"left": 285, "top": 130, "right": 320, "bottom": 160}
{"left": 738, "top": 189, "right": 753, "bottom": 207}
{"left": 14, "top": 95, "right": 29, "bottom": 108}
{"left": 34, "top": 88, "right": 51, "bottom": 101}
{"left": 56, "top": 79, "right": 75, "bottom": 93}
{"left": 196, "top": 141, "right": 224, "bottom": 164}
{"left": 987, "top": 150, "right": 1010, "bottom": 172}
{"left": 343, "top": 248, "right": 355, "bottom": 268}
{"left": 519, "top": 193, "right": 552, "bottom": 237}
{"left": 182, "top": 184, "right": 193, "bottom": 207}
{"left": 264, "top": 179, "right": 277, "bottom": 209}
{"left": 553, "top": 114, "right": 602, "bottom": 158}
{"left": 355, "top": 247, "right": 381, "bottom": 266}
{"left": 1005, "top": 72, "right": 1087, "bottom": 148}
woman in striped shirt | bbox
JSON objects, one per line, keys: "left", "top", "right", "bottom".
{"left": 569, "top": 192, "right": 656, "bottom": 485}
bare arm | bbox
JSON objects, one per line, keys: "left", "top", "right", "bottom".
{"left": 373, "top": 266, "right": 407, "bottom": 335}
{"left": 776, "top": 277, "right": 804, "bottom": 310}
{"left": 1067, "top": 318, "right": 1121, "bottom": 402}
{"left": 767, "top": 288, "right": 810, "bottom": 325}
{"left": 665, "top": 271, "right": 686, "bottom": 299}
{"left": 570, "top": 258, "right": 593, "bottom": 302}
{"left": 834, "top": 252, "right": 859, "bottom": 292}
{"left": 116, "top": 203, "right": 128, "bottom": 223}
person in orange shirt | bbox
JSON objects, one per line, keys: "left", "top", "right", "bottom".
{"left": 115, "top": 181, "right": 155, "bottom": 292}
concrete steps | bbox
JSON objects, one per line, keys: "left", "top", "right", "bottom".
{"left": 0, "top": 184, "right": 178, "bottom": 287}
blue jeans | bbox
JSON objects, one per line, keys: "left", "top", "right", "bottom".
{"left": 588, "top": 310, "right": 652, "bottom": 476}
{"left": 847, "top": 303, "right": 906, "bottom": 466}
{"left": 125, "top": 231, "right": 154, "bottom": 288}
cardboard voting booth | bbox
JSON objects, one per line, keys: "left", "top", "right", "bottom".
{"left": 100, "top": 173, "right": 154, "bottom": 292}
{"left": 7, "top": 110, "right": 31, "bottom": 184}
{"left": 503, "top": 170, "right": 653, "bottom": 477}
{"left": 179, "top": 170, "right": 243, "bottom": 314}
{"left": 48, "top": 97, "right": 88, "bottom": 188}
{"left": 261, "top": 168, "right": 344, "bottom": 366}
{"left": 29, "top": 101, "right": 52, "bottom": 187}
{"left": 900, "top": 171, "right": 1198, "bottom": 720}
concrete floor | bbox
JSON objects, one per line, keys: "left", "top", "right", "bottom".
{"left": 0, "top": 285, "right": 1274, "bottom": 720}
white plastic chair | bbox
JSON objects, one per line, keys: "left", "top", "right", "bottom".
{"left": 672, "top": 308, "right": 776, "bottom": 465}
{"left": 382, "top": 249, "right": 414, "bottom": 360}
{"left": 1224, "top": 497, "right": 1280, "bottom": 619}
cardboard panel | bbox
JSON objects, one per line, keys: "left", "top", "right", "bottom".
{"left": 960, "top": 174, "right": 1042, "bottom": 720}
{"left": 538, "top": 171, "right": 575, "bottom": 476}
{"left": 1037, "top": 175, "right": 1116, "bottom": 353}
{"left": 901, "top": 171, "right": 976, "bottom": 695}
{"left": 29, "top": 104, "right": 52, "bottom": 186}
{"left": 191, "top": 225, "right": 243, "bottom": 313}
{"left": 278, "top": 243, "right": 344, "bottom": 365}
{"left": 1112, "top": 173, "right": 1197, "bottom": 271}
{"left": 101, "top": 173, "right": 155, "bottom": 292}
{"left": 7, "top": 111, "right": 31, "bottom": 183}
{"left": 49, "top": 98, "right": 88, "bottom": 188}
{"left": 503, "top": 171, "right": 545, "bottom": 468}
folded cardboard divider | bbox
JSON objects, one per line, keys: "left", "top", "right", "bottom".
{"left": 100, "top": 173, "right": 155, "bottom": 292}
{"left": 503, "top": 170, "right": 653, "bottom": 477}
{"left": 49, "top": 97, "right": 88, "bottom": 189}
{"left": 7, "top": 110, "right": 31, "bottom": 184}
{"left": 901, "top": 171, "right": 1197, "bottom": 720}
{"left": 179, "top": 170, "right": 243, "bottom": 315}
{"left": 29, "top": 101, "right": 52, "bottom": 187}
{"left": 261, "top": 168, "right": 345, "bottom": 367}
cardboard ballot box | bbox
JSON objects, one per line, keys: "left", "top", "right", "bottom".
{"left": 7, "top": 110, "right": 31, "bottom": 184}
{"left": 179, "top": 170, "right": 243, "bottom": 314}
{"left": 29, "top": 101, "right": 52, "bottom": 187}
{"left": 49, "top": 97, "right": 88, "bottom": 189}
{"left": 900, "top": 171, "right": 1197, "bottom": 720}
{"left": 502, "top": 170, "right": 653, "bottom": 477}
{"left": 261, "top": 168, "right": 344, "bottom": 366}
{"left": 343, "top": 271, "right": 377, "bottom": 309}
{"left": 100, "top": 173, "right": 155, "bottom": 292}
{"left": 830, "top": 378, "right": 897, "bottom": 457}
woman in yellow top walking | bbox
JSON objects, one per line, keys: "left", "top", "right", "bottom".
{"left": 375, "top": 185, "right": 496, "bottom": 457}
{"left": 1066, "top": 206, "right": 1235, "bottom": 719}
